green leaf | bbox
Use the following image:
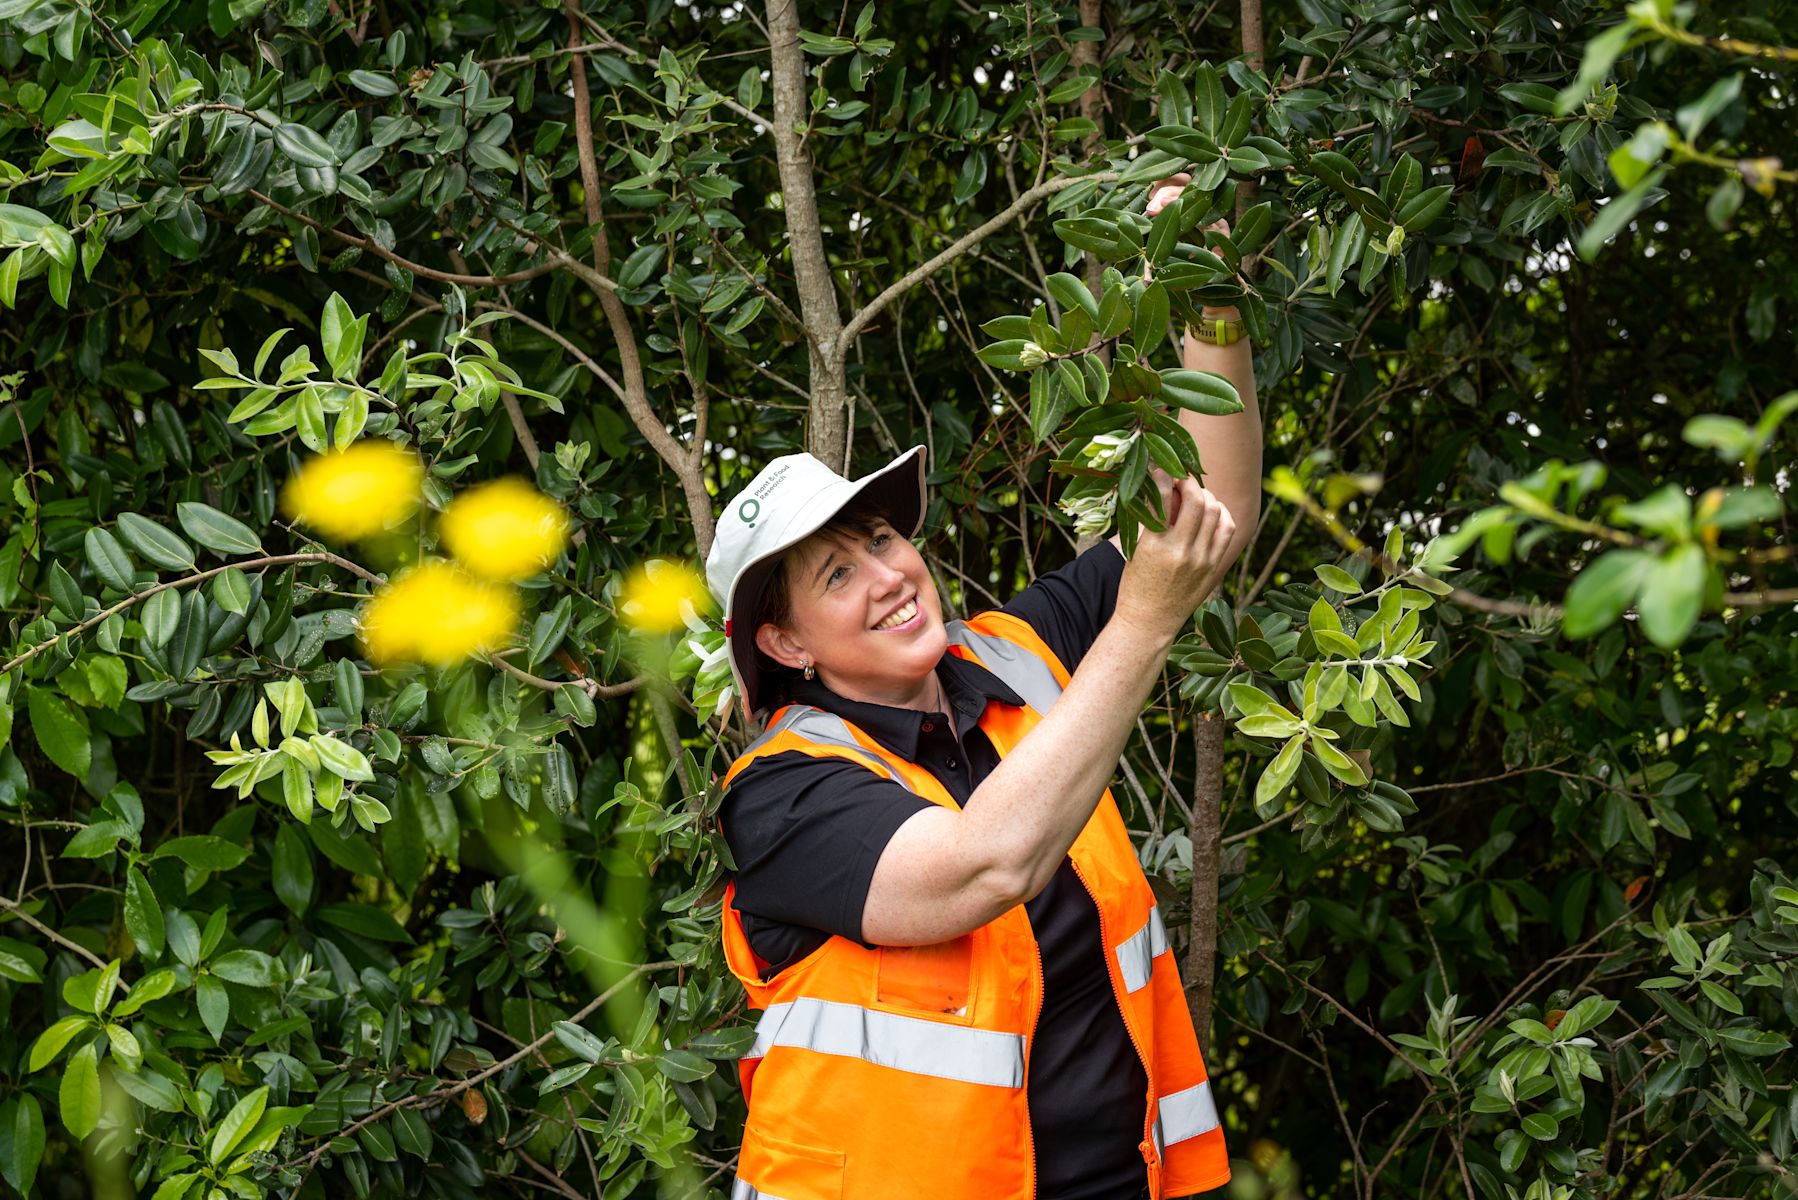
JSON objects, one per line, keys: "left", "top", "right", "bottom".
{"left": 211, "top": 567, "right": 252, "bottom": 614}
{"left": 142, "top": 588, "right": 182, "bottom": 648}
{"left": 116, "top": 512, "right": 196, "bottom": 570}
{"left": 1254, "top": 734, "right": 1305, "bottom": 810}
{"left": 654, "top": 1048, "right": 715, "bottom": 1083}
{"left": 210, "top": 949, "right": 281, "bottom": 987}
{"left": 176, "top": 502, "right": 263, "bottom": 556}
{"left": 274, "top": 123, "right": 337, "bottom": 169}
{"left": 1562, "top": 550, "right": 1650, "bottom": 639}
{"left": 1520, "top": 1112, "right": 1558, "bottom": 1141}
{"left": 153, "top": 835, "right": 250, "bottom": 872}
{"left": 124, "top": 866, "right": 165, "bottom": 959}
{"left": 0, "top": 937, "right": 44, "bottom": 984}
{"left": 1636, "top": 544, "right": 1707, "bottom": 649}
{"left": 1310, "top": 734, "right": 1368, "bottom": 786}
{"left": 1046, "top": 272, "right": 1099, "bottom": 322}
{"left": 208, "top": 1085, "right": 268, "bottom": 1165}
{"left": 59, "top": 1041, "right": 100, "bottom": 1139}
{"left": 310, "top": 734, "right": 375, "bottom": 782}
{"left": 84, "top": 527, "right": 137, "bottom": 592}
{"left": 27, "top": 687, "right": 90, "bottom": 779}
{"left": 196, "top": 975, "right": 229, "bottom": 1042}
{"left": 272, "top": 823, "right": 314, "bottom": 916}
{"left": 1158, "top": 368, "right": 1242, "bottom": 414}
{"left": 1314, "top": 565, "right": 1363, "bottom": 596}
{"left": 113, "top": 968, "right": 178, "bottom": 1018}
{"left": 348, "top": 69, "right": 400, "bottom": 97}
{"left": 1132, "top": 282, "right": 1170, "bottom": 351}
{"left": 28, "top": 1015, "right": 91, "bottom": 1071}
{"left": 1715, "top": 1028, "right": 1790, "bottom": 1056}
{"left": 0, "top": 1094, "right": 44, "bottom": 1194}
{"left": 317, "top": 901, "right": 413, "bottom": 943}
{"left": 1577, "top": 170, "right": 1666, "bottom": 262}
{"left": 1676, "top": 74, "right": 1742, "bottom": 141}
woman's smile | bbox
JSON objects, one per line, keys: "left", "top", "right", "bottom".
{"left": 873, "top": 597, "right": 921, "bottom": 632}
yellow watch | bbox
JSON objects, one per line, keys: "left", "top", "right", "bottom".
{"left": 1187, "top": 316, "right": 1248, "bottom": 346}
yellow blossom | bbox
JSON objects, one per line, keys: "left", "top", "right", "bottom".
{"left": 282, "top": 441, "right": 423, "bottom": 541}
{"left": 618, "top": 559, "right": 710, "bottom": 634}
{"left": 359, "top": 562, "right": 520, "bottom": 666}
{"left": 439, "top": 478, "right": 569, "bottom": 581}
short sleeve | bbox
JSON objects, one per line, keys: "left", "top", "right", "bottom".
{"left": 999, "top": 539, "right": 1126, "bottom": 672}
{"left": 721, "top": 751, "right": 933, "bottom": 951}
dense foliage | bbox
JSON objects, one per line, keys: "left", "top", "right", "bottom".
{"left": 1, "top": 0, "right": 1795, "bottom": 1197}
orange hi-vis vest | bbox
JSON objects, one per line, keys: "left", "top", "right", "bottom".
{"left": 720, "top": 611, "right": 1230, "bottom": 1200}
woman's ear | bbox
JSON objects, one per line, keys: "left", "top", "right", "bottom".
{"left": 755, "top": 622, "right": 809, "bottom": 671}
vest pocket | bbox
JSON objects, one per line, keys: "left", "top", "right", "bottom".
{"left": 738, "top": 1121, "right": 846, "bottom": 1200}
{"left": 875, "top": 933, "right": 975, "bottom": 1017}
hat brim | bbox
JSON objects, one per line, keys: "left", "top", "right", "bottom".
{"left": 725, "top": 446, "right": 928, "bottom": 717}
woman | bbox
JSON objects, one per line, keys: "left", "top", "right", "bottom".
{"left": 704, "top": 179, "right": 1261, "bottom": 1200}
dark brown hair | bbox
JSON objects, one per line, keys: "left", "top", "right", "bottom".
{"left": 751, "top": 493, "right": 893, "bottom": 692}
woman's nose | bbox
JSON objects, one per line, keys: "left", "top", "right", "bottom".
{"left": 866, "top": 554, "right": 906, "bottom": 592}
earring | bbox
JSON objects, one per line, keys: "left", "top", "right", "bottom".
{"left": 801, "top": 659, "right": 815, "bottom": 681}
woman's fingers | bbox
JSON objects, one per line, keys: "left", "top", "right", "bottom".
{"left": 1145, "top": 172, "right": 1193, "bottom": 216}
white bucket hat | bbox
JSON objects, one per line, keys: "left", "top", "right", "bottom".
{"left": 706, "top": 446, "right": 927, "bottom": 716}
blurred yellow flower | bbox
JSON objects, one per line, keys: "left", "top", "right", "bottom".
{"left": 439, "top": 478, "right": 569, "bottom": 580}
{"left": 360, "top": 562, "right": 520, "bottom": 666}
{"left": 282, "top": 441, "right": 423, "bottom": 541}
{"left": 619, "top": 559, "right": 710, "bottom": 633}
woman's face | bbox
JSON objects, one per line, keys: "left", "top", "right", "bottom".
{"left": 756, "top": 521, "right": 948, "bottom": 709}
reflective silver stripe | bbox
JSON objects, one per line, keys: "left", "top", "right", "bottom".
{"left": 945, "top": 621, "right": 1066, "bottom": 715}
{"left": 1115, "top": 905, "right": 1170, "bottom": 993}
{"left": 1155, "top": 1080, "right": 1221, "bottom": 1148}
{"left": 732, "top": 1181, "right": 790, "bottom": 1200}
{"left": 749, "top": 996, "right": 1025, "bottom": 1089}
{"left": 741, "top": 706, "right": 915, "bottom": 794}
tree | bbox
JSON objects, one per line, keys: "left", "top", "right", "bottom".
{"left": 1, "top": 0, "right": 1794, "bottom": 1197}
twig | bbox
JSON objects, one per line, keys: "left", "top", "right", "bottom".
{"left": 835, "top": 171, "right": 1121, "bottom": 356}
{"left": 2, "top": 552, "right": 380, "bottom": 676}
{"left": 489, "top": 652, "right": 642, "bottom": 700}
{"left": 0, "top": 894, "right": 111, "bottom": 971}
{"left": 291, "top": 959, "right": 679, "bottom": 1186}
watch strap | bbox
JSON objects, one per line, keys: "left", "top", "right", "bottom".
{"left": 1188, "top": 316, "right": 1248, "bottom": 346}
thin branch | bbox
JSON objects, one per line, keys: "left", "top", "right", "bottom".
{"left": 291, "top": 960, "right": 680, "bottom": 1185}
{"left": 836, "top": 171, "right": 1120, "bottom": 356}
{"left": 489, "top": 652, "right": 642, "bottom": 700}
{"left": 564, "top": 2, "right": 716, "bottom": 555}
{"left": 0, "top": 894, "right": 111, "bottom": 971}
{"left": 2, "top": 552, "right": 380, "bottom": 675}
{"left": 245, "top": 190, "right": 568, "bottom": 289}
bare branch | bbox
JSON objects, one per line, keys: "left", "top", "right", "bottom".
{"left": 837, "top": 171, "right": 1120, "bottom": 356}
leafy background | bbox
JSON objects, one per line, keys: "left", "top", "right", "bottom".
{"left": 1, "top": 0, "right": 1795, "bottom": 1197}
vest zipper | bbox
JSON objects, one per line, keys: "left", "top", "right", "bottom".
{"left": 1068, "top": 857, "right": 1161, "bottom": 1198}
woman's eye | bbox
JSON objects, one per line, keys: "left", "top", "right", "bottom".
{"left": 828, "top": 566, "right": 849, "bottom": 586}
{"left": 871, "top": 534, "right": 890, "bottom": 551}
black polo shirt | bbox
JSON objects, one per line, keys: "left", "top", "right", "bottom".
{"left": 723, "top": 541, "right": 1153, "bottom": 1200}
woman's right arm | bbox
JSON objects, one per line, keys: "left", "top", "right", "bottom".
{"left": 860, "top": 475, "right": 1236, "bottom": 946}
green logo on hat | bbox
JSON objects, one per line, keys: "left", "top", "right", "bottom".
{"left": 739, "top": 498, "right": 760, "bottom": 527}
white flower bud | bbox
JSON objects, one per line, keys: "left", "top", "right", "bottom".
{"left": 1058, "top": 491, "right": 1117, "bottom": 537}
{"left": 1385, "top": 225, "right": 1406, "bottom": 255}
{"left": 1079, "top": 431, "right": 1139, "bottom": 473}
{"left": 1018, "top": 341, "right": 1050, "bottom": 368}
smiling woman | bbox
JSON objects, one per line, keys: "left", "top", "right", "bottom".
{"left": 703, "top": 425, "right": 1251, "bottom": 1197}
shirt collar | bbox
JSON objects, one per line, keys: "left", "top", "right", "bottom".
{"left": 784, "top": 651, "right": 1025, "bottom": 761}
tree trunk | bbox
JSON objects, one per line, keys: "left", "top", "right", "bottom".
{"left": 1234, "top": 0, "right": 1266, "bottom": 222}
{"left": 1185, "top": 710, "right": 1226, "bottom": 1058}
{"left": 766, "top": 0, "right": 851, "bottom": 468}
